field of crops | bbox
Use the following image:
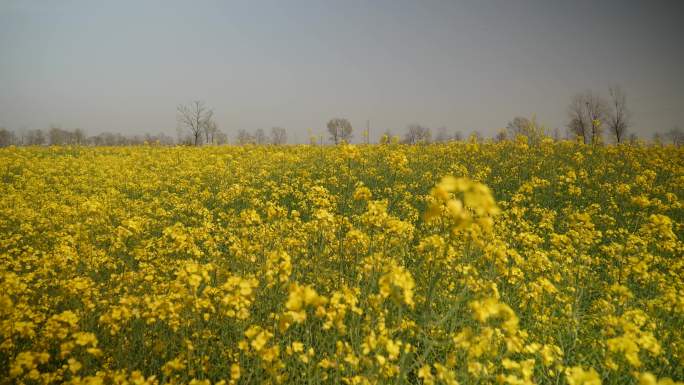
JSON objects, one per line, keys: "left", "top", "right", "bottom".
{"left": 1, "top": 140, "right": 682, "bottom": 385}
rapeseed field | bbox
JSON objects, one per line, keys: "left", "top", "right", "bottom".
{"left": 1, "top": 139, "right": 682, "bottom": 385}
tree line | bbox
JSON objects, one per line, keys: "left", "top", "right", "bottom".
{"left": 0, "top": 126, "right": 177, "bottom": 147}
{"left": 1, "top": 91, "right": 682, "bottom": 147}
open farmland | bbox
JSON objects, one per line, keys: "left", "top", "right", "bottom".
{"left": 1, "top": 141, "right": 683, "bottom": 385}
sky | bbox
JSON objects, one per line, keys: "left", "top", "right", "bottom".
{"left": 1, "top": 0, "right": 683, "bottom": 142}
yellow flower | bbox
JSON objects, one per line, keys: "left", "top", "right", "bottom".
{"left": 353, "top": 185, "right": 372, "bottom": 201}
{"left": 418, "top": 365, "right": 434, "bottom": 385}
{"left": 231, "top": 363, "right": 241, "bottom": 380}
{"left": 73, "top": 332, "right": 98, "bottom": 347}
{"left": 67, "top": 358, "right": 82, "bottom": 373}
{"left": 566, "top": 366, "right": 602, "bottom": 385}
{"left": 378, "top": 263, "right": 415, "bottom": 308}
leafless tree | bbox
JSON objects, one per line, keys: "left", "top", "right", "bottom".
{"left": 48, "top": 126, "right": 73, "bottom": 145}
{"left": 0, "top": 128, "right": 16, "bottom": 147}
{"left": 74, "top": 128, "right": 86, "bottom": 145}
{"left": 254, "top": 128, "right": 268, "bottom": 145}
{"left": 142, "top": 132, "right": 175, "bottom": 145}
{"left": 586, "top": 93, "right": 609, "bottom": 145}
{"left": 569, "top": 122, "right": 589, "bottom": 143}
{"left": 469, "top": 131, "right": 483, "bottom": 143}
{"left": 507, "top": 117, "right": 532, "bottom": 137}
{"left": 307, "top": 129, "right": 318, "bottom": 145}
{"left": 434, "top": 127, "right": 450, "bottom": 142}
{"left": 666, "top": 126, "right": 683, "bottom": 146}
{"left": 327, "top": 118, "right": 353, "bottom": 144}
{"left": 494, "top": 129, "right": 508, "bottom": 142}
{"left": 25, "top": 129, "right": 46, "bottom": 145}
{"left": 159, "top": 132, "right": 175, "bottom": 145}
{"left": 652, "top": 132, "right": 664, "bottom": 146}
{"left": 90, "top": 133, "right": 104, "bottom": 146}
{"left": 506, "top": 116, "right": 545, "bottom": 144}
{"left": 89, "top": 131, "right": 139, "bottom": 146}
{"left": 403, "top": 124, "right": 431, "bottom": 144}
{"left": 215, "top": 130, "right": 229, "bottom": 145}
{"left": 13, "top": 128, "right": 26, "bottom": 145}
{"left": 177, "top": 101, "right": 214, "bottom": 146}
{"left": 379, "top": 129, "right": 394, "bottom": 144}
{"left": 567, "top": 96, "right": 588, "bottom": 143}
{"left": 236, "top": 129, "right": 255, "bottom": 145}
{"left": 608, "top": 86, "right": 630, "bottom": 143}
{"left": 270, "top": 127, "right": 287, "bottom": 145}
{"left": 203, "top": 120, "right": 218, "bottom": 144}
{"left": 567, "top": 91, "right": 609, "bottom": 144}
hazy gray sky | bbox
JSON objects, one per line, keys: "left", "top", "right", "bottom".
{"left": 1, "top": 0, "right": 683, "bottom": 142}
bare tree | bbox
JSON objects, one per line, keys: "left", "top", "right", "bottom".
{"left": 653, "top": 132, "right": 664, "bottom": 146}
{"left": 307, "top": 129, "right": 318, "bottom": 145}
{"left": 586, "top": 93, "right": 609, "bottom": 145}
{"left": 567, "top": 95, "right": 588, "bottom": 143}
{"left": 379, "top": 129, "right": 394, "bottom": 144}
{"left": 0, "top": 128, "right": 16, "bottom": 147}
{"left": 203, "top": 120, "right": 218, "bottom": 144}
{"left": 666, "top": 126, "right": 683, "bottom": 146}
{"left": 434, "top": 127, "right": 450, "bottom": 142}
{"left": 270, "top": 127, "right": 287, "bottom": 145}
{"left": 236, "top": 129, "right": 255, "bottom": 145}
{"left": 567, "top": 91, "right": 609, "bottom": 144}
{"left": 74, "top": 128, "right": 86, "bottom": 145}
{"left": 254, "top": 128, "right": 268, "bottom": 145}
{"left": 13, "top": 128, "right": 26, "bottom": 145}
{"left": 89, "top": 131, "right": 138, "bottom": 146}
{"left": 469, "top": 131, "right": 483, "bottom": 143}
{"left": 141, "top": 132, "right": 174, "bottom": 145}
{"left": 494, "top": 129, "right": 508, "bottom": 142}
{"left": 48, "top": 126, "right": 75, "bottom": 145}
{"left": 608, "top": 86, "right": 630, "bottom": 143}
{"left": 327, "top": 118, "right": 353, "bottom": 144}
{"left": 506, "top": 116, "right": 545, "bottom": 144}
{"left": 215, "top": 130, "right": 229, "bottom": 145}
{"left": 507, "top": 117, "right": 532, "bottom": 137}
{"left": 177, "top": 101, "right": 214, "bottom": 146}
{"left": 25, "top": 129, "right": 46, "bottom": 146}
{"left": 403, "top": 124, "right": 431, "bottom": 144}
